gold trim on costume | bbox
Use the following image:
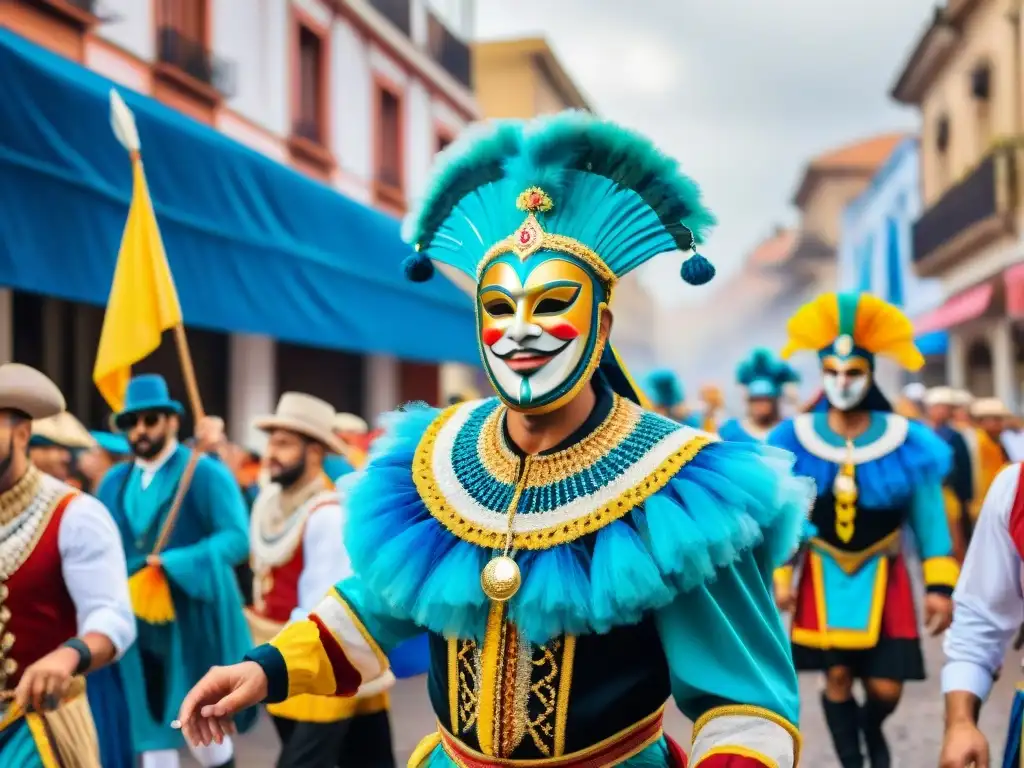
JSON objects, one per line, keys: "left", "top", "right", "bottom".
{"left": 809, "top": 531, "right": 901, "bottom": 575}
{"left": 413, "top": 402, "right": 713, "bottom": 550}
{"left": 692, "top": 745, "right": 777, "bottom": 767}
{"left": 408, "top": 732, "right": 444, "bottom": 767}
{"left": 479, "top": 217, "right": 617, "bottom": 288}
{"left": 790, "top": 550, "right": 888, "bottom": 650}
{"left": 553, "top": 635, "right": 575, "bottom": 757}
{"left": 477, "top": 602, "right": 506, "bottom": 756}
{"left": 691, "top": 704, "right": 801, "bottom": 766}
{"left": 437, "top": 705, "right": 666, "bottom": 767}
{"left": 334, "top": 591, "right": 391, "bottom": 672}
{"left": 27, "top": 714, "right": 60, "bottom": 768}
{"left": 477, "top": 397, "right": 641, "bottom": 487}
{"left": 922, "top": 555, "right": 959, "bottom": 588}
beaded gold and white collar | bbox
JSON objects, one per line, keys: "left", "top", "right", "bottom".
{"left": 250, "top": 478, "right": 338, "bottom": 570}
{"left": 413, "top": 396, "right": 714, "bottom": 551}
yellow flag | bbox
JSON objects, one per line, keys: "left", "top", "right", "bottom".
{"left": 93, "top": 155, "right": 183, "bottom": 412}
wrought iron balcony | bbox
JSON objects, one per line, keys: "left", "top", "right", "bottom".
{"left": 911, "top": 145, "right": 1018, "bottom": 275}
{"left": 425, "top": 11, "right": 472, "bottom": 89}
{"left": 367, "top": 0, "right": 411, "bottom": 36}
{"left": 156, "top": 26, "right": 237, "bottom": 99}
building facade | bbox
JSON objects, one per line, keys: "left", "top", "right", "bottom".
{"left": 892, "top": 0, "right": 1024, "bottom": 408}
{"left": 471, "top": 36, "right": 658, "bottom": 375}
{"left": 837, "top": 137, "right": 947, "bottom": 389}
{"left": 1, "top": 0, "right": 478, "bottom": 448}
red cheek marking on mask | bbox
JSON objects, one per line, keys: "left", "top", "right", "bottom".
{"left": 546, "top": 323, "right": 580, "bottom": 341}
{"left": 481, "top": 328, "right": 504, "bottom": 347}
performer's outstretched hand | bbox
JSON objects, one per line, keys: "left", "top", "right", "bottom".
{"left": 938, "top": 719, "right": 988, "bottom": 767}
{"left": 924, "top": 593, "right": 954, "bottom": 635}
{"left": 176, "top": 661, "right": 267, "bottom": 747}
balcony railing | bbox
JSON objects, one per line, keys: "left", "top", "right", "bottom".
{"left": 156, "top": 26, "right": 237, "bottom": 99}
{"left": 911, "top": 146, "right": 1017, "bottom": 273}
{"left": 425, "top": 11, "right": 472, "bottom": 88}
{"left": 367, "top": 0, "right": 411, "bottom": 36}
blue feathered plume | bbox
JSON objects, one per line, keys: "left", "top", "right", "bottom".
{"left": 736, "top": 348, "right": 799, "bottom": 397}
{"left": 642, "top": 368, "right": 685, "bottom": 408}
{"left": 401, "top": 111, "right": 717, "bottom": 287}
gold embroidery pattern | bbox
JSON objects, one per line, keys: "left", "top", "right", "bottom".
{"left": 413, "top": 403, "right": 713, "bottom": 551}
{"left": 479, "top": 226, "right": 617, "bottom": 288}
{"left": 476, "top": 396, "right": 642, "bottom": 487}
{"left": 526, "top": 638, "right": 561, "bottom": 755}
{"left": 457, "top": 639, "right": 480, "bottom": 735}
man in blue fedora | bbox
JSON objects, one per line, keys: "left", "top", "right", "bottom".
{"left": 96, "top": 374, "right": 254, "bottom": 768}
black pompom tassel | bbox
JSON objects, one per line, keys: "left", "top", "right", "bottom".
{"left": 680, "top": 252, "right": 715, "bottom": 285}
{"left": 403, "top": 252, "right": 435, "bottom": 283}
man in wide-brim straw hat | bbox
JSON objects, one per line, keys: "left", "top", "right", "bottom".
{"left": 247, "top": 392, "right": 396, "bottom": 768}
{"left": 968, "top": 397, "right": 1013, "bottom": 520}
{"left": 0, "top": 363, "right": 135, "bottom": 768}
{"left": 29, "top": 410, "right": 96, "bottom": 483}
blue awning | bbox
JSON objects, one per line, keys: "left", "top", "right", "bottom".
{"left": 916, "top": 330, "right": 948, "bottom": 357}
{"left": 0, "top": 30, "right": 477, "bottom": 365}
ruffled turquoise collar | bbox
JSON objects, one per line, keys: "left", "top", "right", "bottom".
{"left": 344, "top": 398, "right": 810, "bottom": 644}
{"left": 768, "top": 413, "right": 951, "bottom": 509}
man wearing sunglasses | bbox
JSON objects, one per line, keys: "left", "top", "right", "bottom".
{"left": 95, "top": 374, "right": 253, "bottom": 768}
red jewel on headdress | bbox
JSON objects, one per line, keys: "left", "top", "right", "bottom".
{"left": 519, "top": 228, "right": 532, "bottom": 245}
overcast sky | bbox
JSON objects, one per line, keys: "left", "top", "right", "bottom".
{"left": 473, "top": 0, "right": 936, "bottom": 305}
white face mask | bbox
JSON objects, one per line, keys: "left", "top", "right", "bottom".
{"left": 822, "top": 360, "right": 872, "bottom": 411}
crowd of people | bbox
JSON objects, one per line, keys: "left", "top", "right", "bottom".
{"left": 2, "top": 109, "right": 1024, "bottom": 768}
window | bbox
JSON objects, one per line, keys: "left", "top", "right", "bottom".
{"left": 295, "top": 24, "right": 325, "bottom": 144}
{"left": 935, "top": 114, "right": 951, "bottom": 191}
{"left": 157, "top": 0, "right": 207, "bottom": 43}
{"left": 377, "top": 87, "right": 402, "bottom": 190}
{"left": 972, "top": 63, "right": 993, "bottom": 153}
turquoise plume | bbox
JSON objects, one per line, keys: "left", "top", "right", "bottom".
{"left": 400, "top": 111, "right": 717, "bottom": 287}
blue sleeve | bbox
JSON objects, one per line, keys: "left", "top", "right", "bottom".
{"left": 159, "top": 456, "right": 251, "bottom": 600}
{"left": 655, "top": 548, "right": 799, "bottom": 725}
{"left": 909, "top": 481, "right": 959, "bottom": 594}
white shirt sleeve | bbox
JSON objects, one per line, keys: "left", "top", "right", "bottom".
{"left": 288, "top": 500, "right": 352, "bottom": 624}
{"left": 942, "top": 464, "right": 1024, "bottom": 700}
{"left": 58, "top": 494, "right": 137, "bottom": 657}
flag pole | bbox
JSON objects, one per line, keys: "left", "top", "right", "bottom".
{"left": 109, "top": 90, "right": 206, "bottom": 559}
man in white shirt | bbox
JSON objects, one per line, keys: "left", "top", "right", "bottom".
{"left": 246, "top": 392, "right": 395, "bottom": 768}
{"left": 0, "top": 363, "right": 136, "bottom": 767}
{"left": 939, "top": 462, "right": 1024, "bottom": 766}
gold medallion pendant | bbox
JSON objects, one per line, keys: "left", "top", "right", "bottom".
{"left": 481, "top": 555, "right": 521, "bottom": 602}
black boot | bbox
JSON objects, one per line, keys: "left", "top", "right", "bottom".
{"left": 860, "top": 697, "right": 897, "bottom": 768}
{"left": 822, "top": 694, "right": 864, "bottom": 768}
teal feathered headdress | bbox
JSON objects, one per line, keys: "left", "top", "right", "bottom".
{"left": 736, "top": 348, "right": 800, "bottom": 399}
{"left": 643, "top": 368, "right": 685, "bottom": 408}
{"left": 401, "top": 111, "right": 717, "bottom": 288}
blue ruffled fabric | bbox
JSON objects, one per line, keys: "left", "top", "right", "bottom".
{"left": 767, "top": 417, "right": 951, "bottom": 509}
{"left": 344, "top": 402, "right": 813, "bottom": 646}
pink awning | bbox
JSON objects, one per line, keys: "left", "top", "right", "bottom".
{"left": 914, "top": 283, "right": 994, "bottom": 335}
{"left": 1006, "top": 263, "right": 1024, "bottom": 318}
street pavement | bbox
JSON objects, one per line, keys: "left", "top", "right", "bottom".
{"left": 182, "top": 632, "right": 1020, "bottom": 767}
